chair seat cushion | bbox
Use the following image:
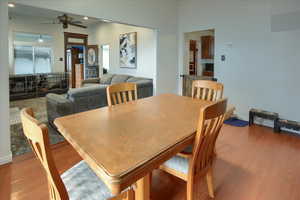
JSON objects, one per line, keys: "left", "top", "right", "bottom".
{"left": 61, "top": 160, "right": 113, "bottom": 200}
{"left": 163, "top": 156, "right": 189, "bottom": 174}
{"left": 82, "top": 83, "right": 100, "bottom": 87}
{"left": 111, "top": 75, "right": 132, "bottom": 84}
{"left": 100, "top": 74, "right": 114, "bottom": 84}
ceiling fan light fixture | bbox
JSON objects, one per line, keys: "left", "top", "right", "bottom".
{"left": 83, "top": 16, "right": 89, "bottom": 20}
{"left": 38, "top": 35, "right": 44, "bottom": 43}
{"left": 8, "top": 3, "right": 15, "bottom": 8}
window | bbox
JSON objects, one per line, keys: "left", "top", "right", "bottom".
{"left": 13, "top": 32, "right": 53, "bottom": 75}
{"left": 34, "top": 47, "right": 52, "bottom": 74}
{"left": 102, "top": 45, "right": 110, "bottom": 70}
{"left": 14, "top": 46, "right": 34, "bottom": 74}
{"left": 14, "top": 46, "right": 52, "bottom": 74}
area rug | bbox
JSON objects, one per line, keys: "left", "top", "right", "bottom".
{"left": 10, "top": 97, "right": 65, "bottom": 156}
{"left": 224, "top": 117, "right": 249, "bottom": 127}
{"left": 10, "top": 107, "right": 21, "bottom": 125}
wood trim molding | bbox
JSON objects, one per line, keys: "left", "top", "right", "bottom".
{"left": 64, "top": 32, "right": 88, "bottom": 72}
{"left": 64, "top": 32, "right": 88, "bottom": 38}
{"left": 67, "top": 42, "right": 87, "bottom": 46}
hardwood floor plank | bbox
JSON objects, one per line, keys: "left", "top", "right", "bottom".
{"left": 1, "top": 125, "right": 300, "bottom": 200}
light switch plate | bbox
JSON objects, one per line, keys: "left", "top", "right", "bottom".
{"left": 221, "top": 55, "right": 226, "bottom": 61}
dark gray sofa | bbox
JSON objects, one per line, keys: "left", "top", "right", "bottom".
{"left": 46, "top": 74, "right": 153, "bottom": 128}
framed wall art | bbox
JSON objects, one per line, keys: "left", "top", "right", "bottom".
{"left": 119, "top": 32, "right": 137, "bottom": 68}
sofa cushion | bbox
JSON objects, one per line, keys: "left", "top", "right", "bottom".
{"left": 100, "top": 74, "right": 114, "bottom": 84}
{"left": 82, "top": 83, "right": 100, "bottom": 87}
{"left": 111, "top": 75, "right": 132, "bottom": 84}
{"left": 127, "top": 77, "right": 153, "bottom": 89}
{"left": 126, "top": 77, "right": 151, "bottom": 82}
{"left": 67, "top": 85, "right": 108, "bottom": 113}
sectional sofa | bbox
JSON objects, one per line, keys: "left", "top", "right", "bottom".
{"left": 46, "top": 74, "right": 153, "bottom": 128}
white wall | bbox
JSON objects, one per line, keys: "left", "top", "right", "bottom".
{"left": 178, "top": 0, "right": 300, "bottom": 121}
{"left": 89, "top": 22, "right": 156, "bottom": 82}
{"left": 9, "top": 14, "right": 93, "bottom": 74}
{"left": 13, "top": 0, "right": 179, "bottom": 94}
{"left": 0, "top": 0, "right": 12, "bottom": 165}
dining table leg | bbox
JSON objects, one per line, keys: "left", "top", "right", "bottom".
{"left": 135, "top": 174, "right": 150, "bottom": 200}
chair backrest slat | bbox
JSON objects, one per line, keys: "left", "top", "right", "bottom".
{"left": 189, "top": 99, "right": 227, "bottom": 176}
{"left": 112, "top": 93, "right": 117, "bottom": 105}
{"left": 128, "top": 90, "right": 133, "bottom": 101}
{"left": 192, "top": 80, "right": 223, "bottom": 101}
{"left": 107, "top": 83, "right": 138, "bottom": 106}
{"left": 21, "top": 108, "right": 69, "bottom": 200}
{"left": 122, "top": 91, "right": 127, "bottom": 103}
{"left": 116, "top": 92, "right": 122, "bottom": 104}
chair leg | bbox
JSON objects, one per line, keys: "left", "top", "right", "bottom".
{"left": 206, "top": 168, "right": 215, "bottom": 198}
{"left": 187, "top": 178, "right": 194, "bottom": 200}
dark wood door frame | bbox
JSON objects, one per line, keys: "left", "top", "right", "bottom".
{"left": 64, "top": 32, "right": 88, "bottom": 72}
{"left": 67, "top": 48, "right": 79, "bottom": 88}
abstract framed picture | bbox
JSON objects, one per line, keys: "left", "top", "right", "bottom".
{"left": 119, "top": 32, "right": 137, "bottom": 68}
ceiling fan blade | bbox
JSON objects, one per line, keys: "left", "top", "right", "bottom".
{"left": 68, "top": 22, "right": 87, "bottom": 28}
{"left": 71, "top": 20, "right": 83, "bottom": 24}
{"left": 40, "top": 22, "right": 59, "bottom": 24}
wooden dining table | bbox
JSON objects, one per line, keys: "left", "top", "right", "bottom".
{"left": 54, "top": 93, "right": 220, "bottom": 200}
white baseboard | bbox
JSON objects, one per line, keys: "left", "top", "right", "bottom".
{"left": 0, "top": 152, "right": 12, "bottom": 165}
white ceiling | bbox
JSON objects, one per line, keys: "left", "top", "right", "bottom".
{"left": 9, "top": 4, "right": 101, "bottom": 26}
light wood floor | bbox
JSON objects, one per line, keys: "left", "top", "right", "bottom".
{"left": 1, "top": 125, "right": 300, "bottom": 200}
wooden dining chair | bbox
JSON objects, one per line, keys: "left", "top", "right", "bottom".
{"left": 192, "top": 80, "right": 224, "bottom": 101}
{"left": 20, "top": 108, "right": 134, "bottom": 200}
{"left": 160, "top": 99, "right": 228, "bottom": 200}
{"left": 179, "top": 80, "right": 224, "bottom": 158}
{"left": 106, "top": 83, "right": 138, "bottom": 106}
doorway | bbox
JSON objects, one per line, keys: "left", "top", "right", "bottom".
{"left": 66, "top": 45, "right": 85, "bottom": 88}
{"left": 64, "top": 32, "right": 87, "bottom": 88}
{"left": 182, "top": 29, "right": 215, "bottom": 96}
{"left": 101, "top": 44, "right": 110, "bottom": 74}
{"left": 185, "top": 29, "right": 215, "bottom": 77}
